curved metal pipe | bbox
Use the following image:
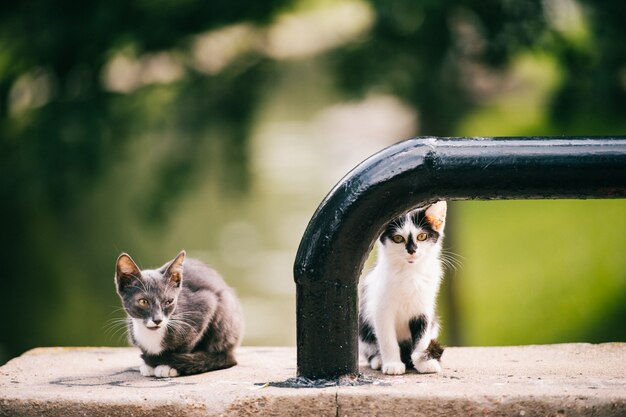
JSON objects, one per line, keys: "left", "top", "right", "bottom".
{"left": 294, "top": 137, "right": 626, "bottom": 379}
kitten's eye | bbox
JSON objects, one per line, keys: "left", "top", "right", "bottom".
{"left": 391, "top": 235, "right": 405, "bottom": 244}
{"left": 417, "top": 233, "right": 428, "bottom": 241}
{"left": 138, "top": 298, "right": 149, "bottom": 307}
{"left": 164, "top": 298, "right": 174, "bottom": 306}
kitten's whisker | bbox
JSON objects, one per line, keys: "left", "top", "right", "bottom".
{"left": 170, "top": 311, "right": 201, "bottom": 322}
{"left": 169, "top": 318, "right": 195, "bottom": 331}
{"left": 109, "top": 327, "right": 129, "bottom": 344}
{"left": 441, "top": 258, "right": 462, "bottom": 269}
{"left": 171, "top": 322, "right": 190, "bottom": 336}
{"left": 165, "top": 322, "right": 182, "bottom": 337}
{"left": 140, "top": 277, "right": 150, "bottom": 293}
{"left": 106, "top": 317, "right": 128, "bottom": 327}
{"left": 174, "top": 312, "right": 196, "bottom": 319}
{"left": 441, "top": 249, "right": 465, "bottom": 259}
{"left": 125, "top": 274, "right": 149, "bottom": 293}
{"left": 170, "top": 319, "right": 198, "bottom": 331}
{"left": 166, "top": 320, "right": 193, "bottom": 338}
{"left": 108, "top": 306, "right": 126, "bottom": 313}
{"left": 127, "top": 284, "right": 148, "bottom": 294}
{"left": 103, "top": 318, "right": 130, "bottom": 343}
{"left": 439, "top": 251, "right": 464, "bottom": 272}
{"left": 103, "top": 318, "right": 129, "bottom": 328}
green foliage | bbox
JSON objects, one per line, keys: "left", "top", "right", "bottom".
{"left": 454, "top": 200, "right": 626, "bottom": 345}
{"left": 330, "top": 0, "right": 626, "bottom": 135}
{"left": 329, "top": 0, "right": 546, "bottom": 134}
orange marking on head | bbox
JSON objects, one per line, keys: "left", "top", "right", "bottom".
{"left": 426, "top": 215, "right": 444, "bottom": 232}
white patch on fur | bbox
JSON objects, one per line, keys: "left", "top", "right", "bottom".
{"left": 382, "top": 361, "right": 406, "bottom": 375}
{"left": 369, "top": 355, "right": 382, "bottom": 370}
{"left": 414, "top": 358, "right": 441, "bottom": 374}
{"left": 154, "top": 365, "right": 179, "bottom": 378}
{"left": 132, "top": 318, "right": 167, "bottom": 355}
{"left": 361, "top": 210, "right": 444, "bottom": 373}
{"left": 139, "top": 363, "right": 155, "bottom": 376}
{"left": 430, "top": 318, "right": 440, "bottom": 340}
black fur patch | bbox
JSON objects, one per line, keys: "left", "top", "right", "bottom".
{"left": 409, "top": 315, "right": 428, "bottom": 345}
{"left": 410, "top": 209, "right": 440, "bottom": 242}
{"left": 426, "top": 339, "right": 445, "bottom": 361}
{"left": 399, "top": 340, "right": 414, "bottom": 368}
{"left": 380, "top": 216, "right": 406, "bottom": 243}
{"left": 405, "top": 233, "right": 416, "bottom": 254}
{"left": 380, "top": 207, "right": 440, "bottom": 245}
{"left": 359, "top": 317, "right": 377, "bottom": 344}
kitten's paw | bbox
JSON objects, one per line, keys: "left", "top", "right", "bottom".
{"left": 414, "top": 358, "right": 441, "bottom": 374}
{"left": 139, "top": 363, "right": 155, "bottom": 377}
{"left": 154, "top": 365, "right": 179, "bottom": 378}
{"left": 382, "top": 361, "right": 406, "bottom": 375}
{"left": 369, "top": 355, "right": 382, "bottom": 370}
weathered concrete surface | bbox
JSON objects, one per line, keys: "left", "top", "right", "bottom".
{"left": 0, "top": 344, "right": 624, "bottom": 416}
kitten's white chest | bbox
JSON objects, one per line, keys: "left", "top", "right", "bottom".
{"left": 364, "top": 263, "right": 441, "bottom": 341}
{"left": 132, "top": 319, "right": 166, "bottom": 355}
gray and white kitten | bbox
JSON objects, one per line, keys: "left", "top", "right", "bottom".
{"left": 115, "top": 250, "right": 243, "bottom": 378}
{"left": 359, "top": 201, "right": 447, "bottom": 375}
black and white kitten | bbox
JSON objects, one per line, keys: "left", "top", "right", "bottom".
{"left": 115, "top": 250, "right": 243, "bottom": 377}
{"left": 359, "top": 201, "right": 447, "bottom": 375}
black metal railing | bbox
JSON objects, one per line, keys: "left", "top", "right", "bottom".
{"left": 294, "top": 137, "right": 626, "bottom": 379}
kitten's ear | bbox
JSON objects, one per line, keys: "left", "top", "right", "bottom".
{"left": 165, "top": 250, "right": 186, "bottom": 287}
{"left": 425, "top": 201, "right": 447, "bottom": 233}
{"left": 115, "top": 253, "right": 141, "bottom": 293}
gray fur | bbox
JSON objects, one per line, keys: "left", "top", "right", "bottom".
{"left": 114, "top": 251, "right": 244, "bottom": 376}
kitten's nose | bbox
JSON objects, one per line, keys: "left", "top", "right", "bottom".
{"left": 153, "top": 319, "right": 162, "bottom": 325}
{"left": 406, "top": 239, "right": 417, "bottom": 255}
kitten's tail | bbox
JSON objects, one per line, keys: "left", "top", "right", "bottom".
{"left": 166, "top": 350, "right": 237, "bottom": 376}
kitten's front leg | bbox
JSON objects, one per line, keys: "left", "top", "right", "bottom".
{"left": 139, "top": 363, "right": 155, "bottom": 377}
{"left": 374, "top": 317, "right": 405, "bottom": 375}
{"left": 154, "top": 365, "right": 179, "bottom": 378}
{"left": 140, "top": 355, "right": 179, "bottom": 378}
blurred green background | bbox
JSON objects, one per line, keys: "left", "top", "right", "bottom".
{"left": 1, "top": 0, "right": 625, "bottom": 364}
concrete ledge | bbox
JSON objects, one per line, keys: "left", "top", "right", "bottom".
{"left": 1, "top": 344, "right": 624, "bottom": 416}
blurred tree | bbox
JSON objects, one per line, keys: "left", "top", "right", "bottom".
{"left": 0, "top": 0, "right": 292, "bottom": 213}
{"left": 550, "top": 0, "right": 626, "bottom": 129}
{"left": 330, "top": 0, "right": 626, "bottom": 135}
